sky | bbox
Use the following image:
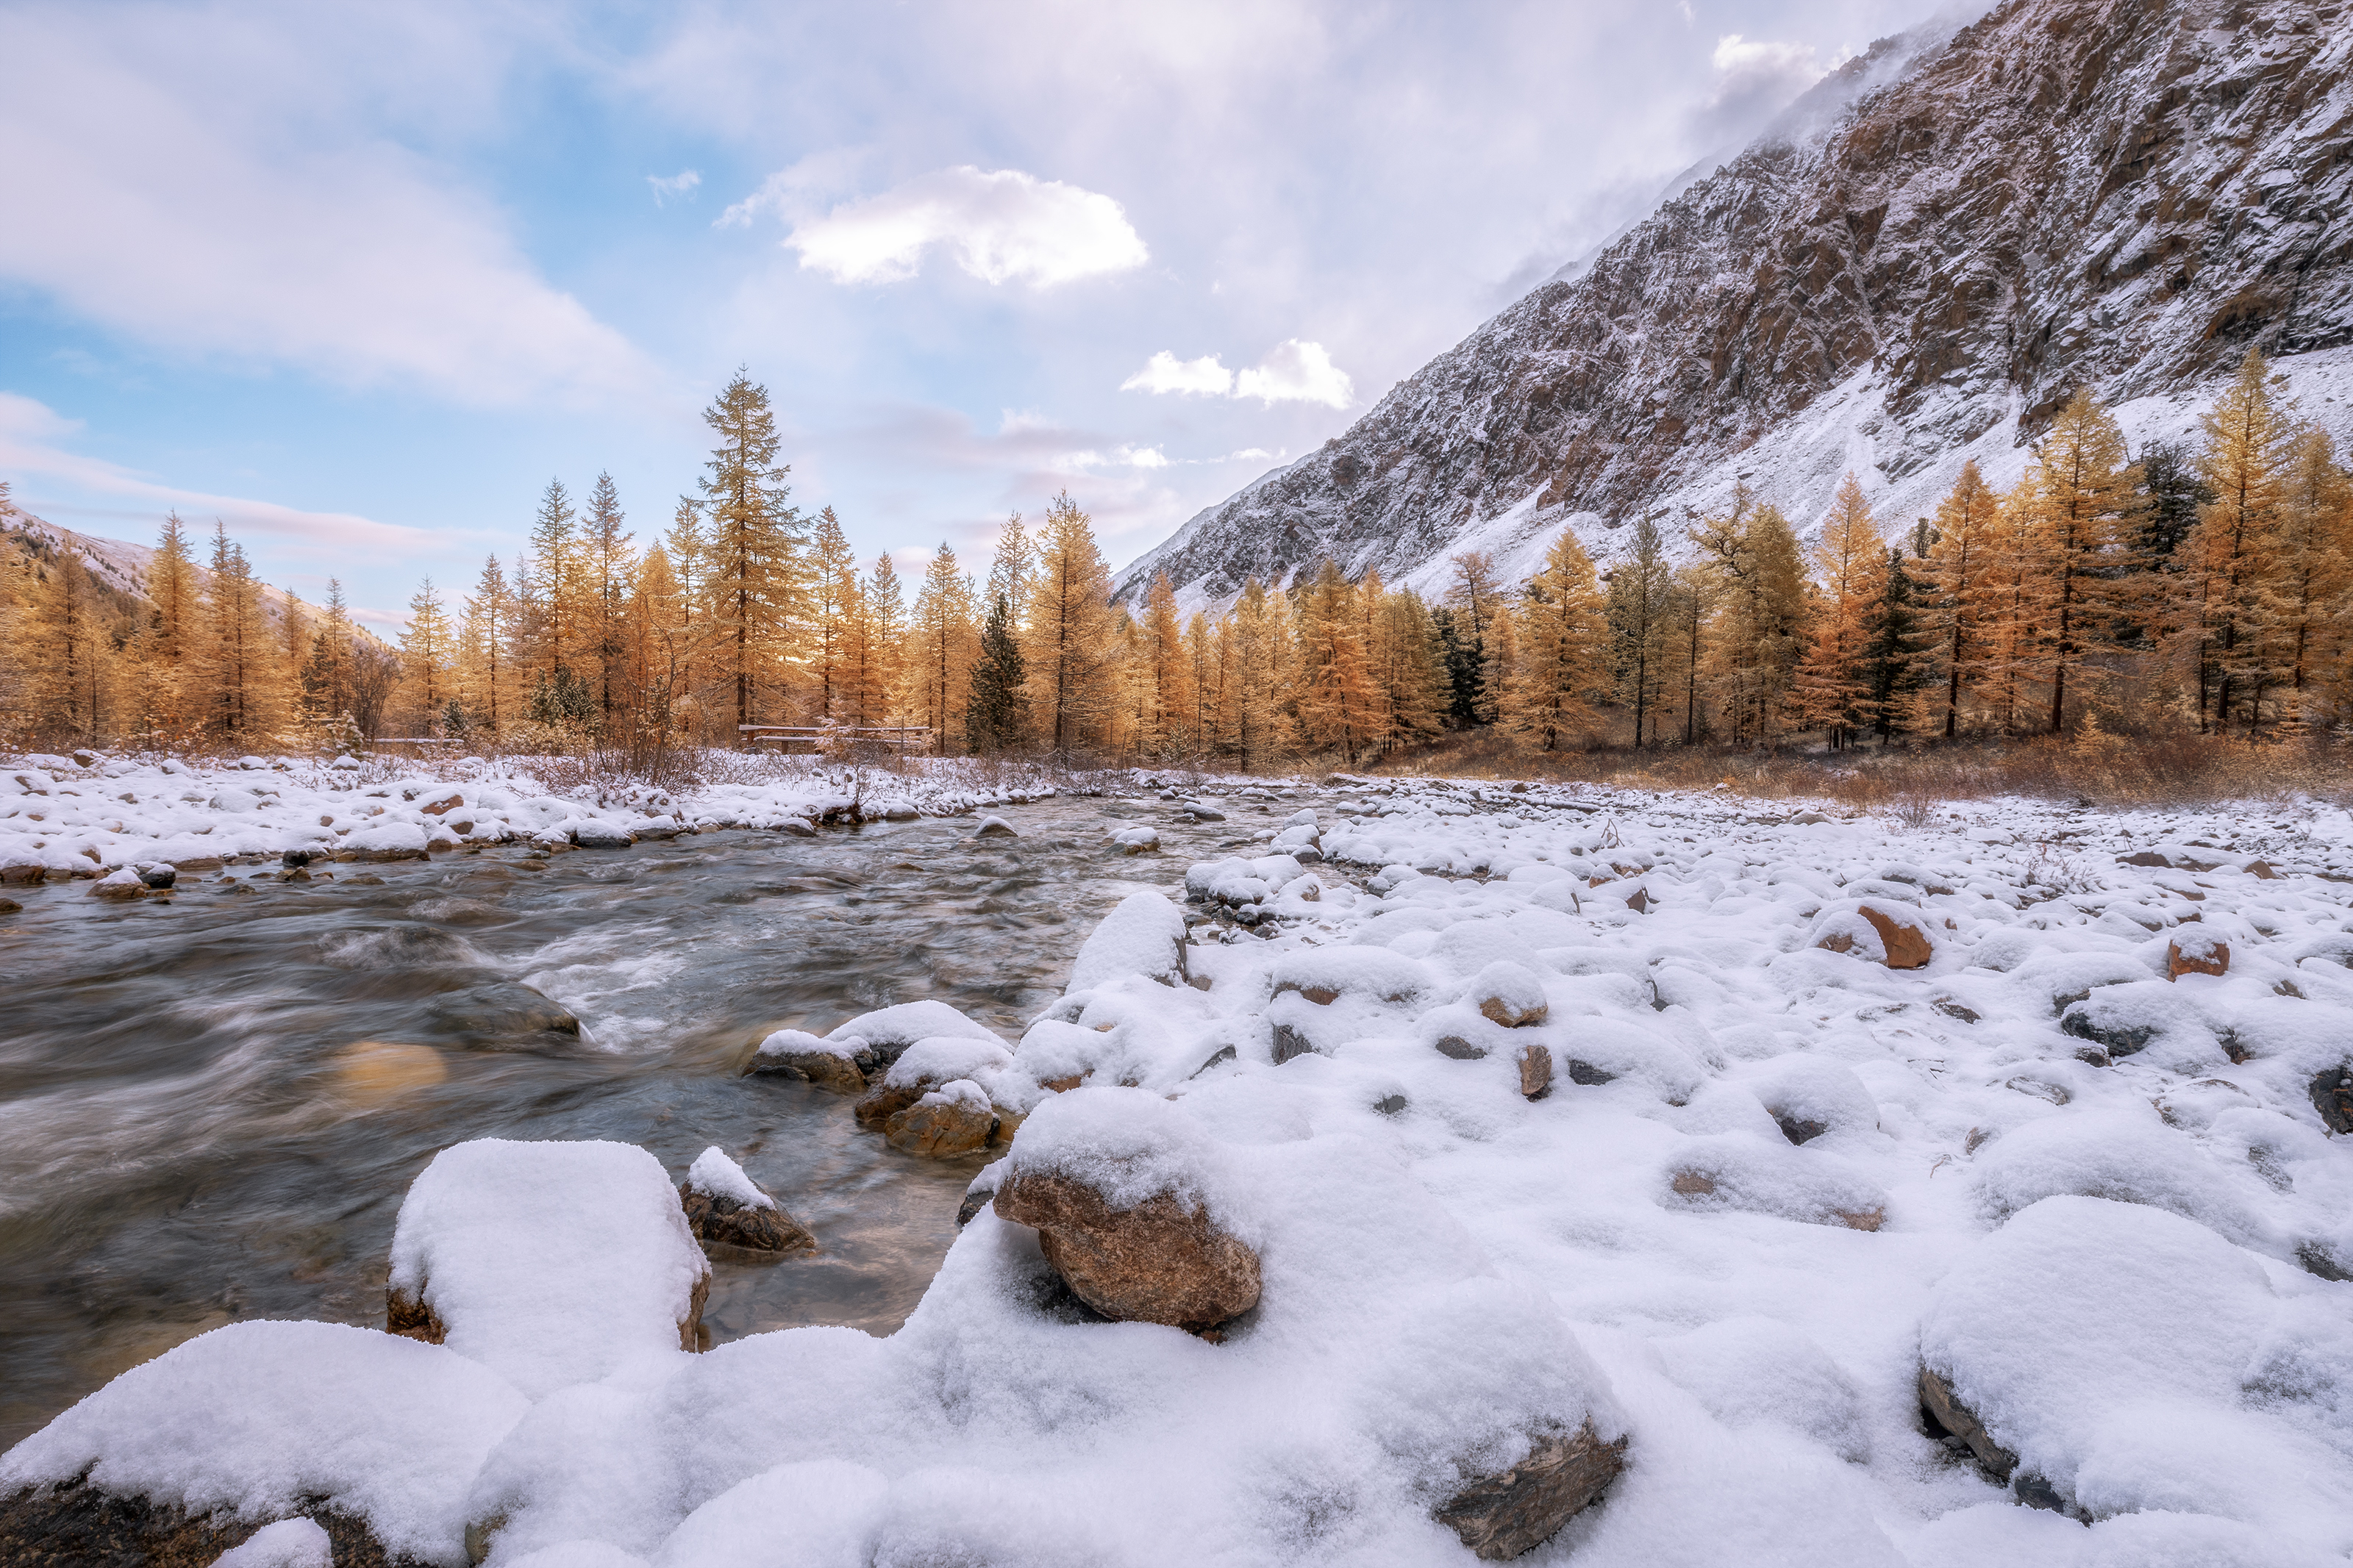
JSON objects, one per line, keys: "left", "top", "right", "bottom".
{"left": 0, "top": 0, "right": 1942, "bottom": 631}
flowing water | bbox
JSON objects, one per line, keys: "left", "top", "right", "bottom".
{"left": 0, "top": 790, "right": 1310, "bottom": 1450}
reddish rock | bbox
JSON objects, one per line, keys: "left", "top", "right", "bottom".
{"left": 2167, "top": 936, "right": 2229, "bottom": 981}
{"left": 993, "top": 1167, "right": 1260, "bottom": 1331}
{"left": 749, "top": 1045, "right": 865, "bottom": 1093}
{"left": 1518, "top": 1043, "right": 1554, "bottom": 1101}
{"left": 1433, "top": 1420, "right": 1627, "bottom": 1561}
{"left": 1857, "top": 904, "right": 1933, "bottom": 970}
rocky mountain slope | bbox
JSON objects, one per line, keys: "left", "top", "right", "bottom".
{"left": 1118, "top": 0, "right": 2353, "bottom": 606}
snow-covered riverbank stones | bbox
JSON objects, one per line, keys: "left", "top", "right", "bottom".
{"left": 385, "top": 1139, "right": 710, "bottom": 1392}
{"left": 678, "top": 1147, "right": 815, "bottom": 1256}
{"left": 1813, "top": 901, "right": 1935, "bottom": 967}
{"left": 990, "top": 1090, "right": 1262, "bottom": 1332}
{"left": 2168, "top": 930, "right": 2230, "bottom": 980}
{"left": 1433, "top": 1421, "right": 1629, "bottom": 1560}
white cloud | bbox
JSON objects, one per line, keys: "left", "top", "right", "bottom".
{"left": 1121, "top": 351, "right": 1235, "bottom": 397}
{"left": 1234, "top": 339, "right": 1354, "bottom": 407}
{"left": 782, "top": 166, "right": 1148, "bottom": 287}
{"left": 1121, "top": 340, "right": 1354, "bottom": 409}
{"left": 647, "top": 168, "right": 701, "bottom": 205}
{"left": 0, "top": 10, "right": 649, "bottom": 407}
{"left": 0, "top": 391, "right": 440, "bottom": 557}
{"left": 1694, "top": 34, "right": 1827, "bottom": 143}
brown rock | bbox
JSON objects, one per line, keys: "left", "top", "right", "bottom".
{"left": 1, "top": 862, "right": 45, "bottom": 886}
{"left": 89, "top": 878, "right": 144, "bottom": 901}
{"left": 1918, "top": 1364, "right": 2015, "bottom": 1481}
{"left": 1477, "top": 994, "right": 1548, "bottom": 1029}
{"left": 993, "top": 1167, "right": 1260, "bottom": 1331}
{"left": 1433, "top": 1419, "right": 1627, "bottom": 1561}
{"left": 0, "top": 1479, "right": 398, "bottom": 1568}
{"left": 2167, "top": 937, "right": 2229, "bottom": 981}
{"left": 1833, "top": 1206, "right": 1885, "bottom": 1232}
{"left": 885, "top": 1094, "right": 998, "bottom": 1157}
{"left": 1518, "top": 1043, "right": 1554, "bottom": 1100}
{"left": 749, "top": 1046, "right": 866, "bottom": 1093}
{"left": 2246, "top": 859, "right": 2279, "bottom": 880}
{"left": 1670, "top": 1170, "right": 1716, "bottom": 1197}
{"left": 1624, "top": 886, "right": 1650, "bottom": 914}
{"left": 679, "top": 1184, "right": 815, "bottom": 1255}
{"left": 1857, "top": 904, "right": 1932, "bottom": 970}
{"left": 854, "top": 1081, "right": 927, "bottom": 1127}
{"left": 1041, "top": 1073, "right": 1088, "bottom": 1093}
{"left": 2118, "top": 851, "right": 2171, "bottom": 867}
{"left": 420, "top": 792, "right": 464, "bottom": 816}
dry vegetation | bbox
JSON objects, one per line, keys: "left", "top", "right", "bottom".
{"left": 1352, "top": 730, "right": 2353, "bottom": 812}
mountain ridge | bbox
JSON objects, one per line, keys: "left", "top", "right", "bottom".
{"left": 1116, "top": 0, "right": 2353, "bottom": 609}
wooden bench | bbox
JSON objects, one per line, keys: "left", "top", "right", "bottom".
{"left": 738, "top": 726, "right": 934, "bottom": 753}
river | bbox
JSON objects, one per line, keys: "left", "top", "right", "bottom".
{"left": 0, "top": 785, "right": 1324, "bottom": 1450}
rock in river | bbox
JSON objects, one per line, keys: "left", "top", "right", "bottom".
{"left": 678, "top": 1146, "right": 815, "bottom": 1255}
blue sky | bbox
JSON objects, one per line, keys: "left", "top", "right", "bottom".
{"left": 0, "top": 0, "right": 1936, "bottom": 631}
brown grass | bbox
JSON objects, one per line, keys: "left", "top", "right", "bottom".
{"left": 1347, "top": 731, "right": 2353, "bottom": 811}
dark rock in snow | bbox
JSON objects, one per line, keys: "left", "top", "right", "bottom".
{"left": 2059, "top": 1003, "right": 2157, "bottom": 1057}
{"left": 1775, "top": 1114, "right": 1829, "bottom": 1146}
{"left": 1436, "top": 1035, "right": 1488, "bottom": 1062}
{"left": 1374, "top": 1092, "right": 1409, "bottom": 1115}
{"left": 1432, "top": 1419, "right": 1627, "bottom": 1561}
{"left": 993, "top": 1167, "right": 1261, "bottom": 1332}
{"left": 0, "top": 1478, "right": 398, "bottom": 1568}
{"left": 1918, "top": 1364, "right": 2016, "bottom": 1481}
{"left": 2313, "top": 1067, "right": 2353, "bottom": 1136}
{"left": 1566, "top": 1059, "right": 1617, "bottom": 1086}
{"left": 1271, "top": 1021, "right": 1315, "bottom": 1064}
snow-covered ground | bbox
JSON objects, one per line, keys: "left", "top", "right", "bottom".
{"left": 5, "top": 774, "right": 2353, "bottom": 1564}
{"left": 0, "top": 750, "right": 1054, "bottom": 881}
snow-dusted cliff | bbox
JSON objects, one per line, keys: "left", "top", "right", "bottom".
{"left": 1118, "top": 0, "right": 2353, "bottom": 606}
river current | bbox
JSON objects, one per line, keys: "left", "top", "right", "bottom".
{"left": 0, "top": 789, "right": 1314, "bottom": 1449}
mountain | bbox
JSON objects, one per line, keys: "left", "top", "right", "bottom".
{"left": 1116, "top": 0, "right": 2353, "bottom": 607}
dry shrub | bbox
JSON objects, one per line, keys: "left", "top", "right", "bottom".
{"left": 1352, "top": 731, "right": 2352, "bottom": 809}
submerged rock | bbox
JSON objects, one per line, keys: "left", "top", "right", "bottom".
{"left": 993, "top": 1167, "right": 1261, "bottom": 1332}
{"left": 1432, "top": 1420, "right": 1627, "bottom": 1561}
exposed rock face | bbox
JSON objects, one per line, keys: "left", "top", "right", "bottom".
{"left": 1115, "top": 0, "right": 2353, "bottom": 607}
{"left": 1432, "top": 1420, "right": 1628, "bottom": 1561}
{"left": 2168, "top": 934, "right": 2230, "bottom": 979}
{"left": 2312, "top": 1066, "right": 2353, "bottom": 1135}
{"left": 993, "top": 1168, "right": 1262, "bottom": 1331}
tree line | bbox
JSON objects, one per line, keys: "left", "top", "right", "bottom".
{"left": 3, "top": 351, "right": 2346, "bottom": 760}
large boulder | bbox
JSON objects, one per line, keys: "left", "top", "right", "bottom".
{"left": 1065, "top": 891, "right": 1191, "bottom": 992}
{"left": 990, "top": 1089, "right": 1260, "bottom": 1333}
{"left": 1432, "top": 1420, "right": 1627, "bottom": 1561}
{"left": 385, "top": 1139, "right": 710, "bottom": 1396}
{"left": 678, "top": 1147, "right": 815, "bottom": 1255}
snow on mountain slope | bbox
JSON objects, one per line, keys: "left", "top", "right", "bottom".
{"left": 1118, "top": 0, "right": 2353, "bottom": 609}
